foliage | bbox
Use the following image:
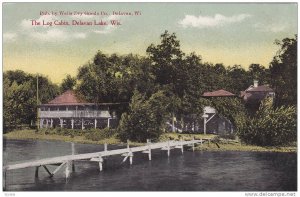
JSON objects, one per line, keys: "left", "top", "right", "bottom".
{"left": 76, "top": 51, "right": 154, "bottom": 103}
{"left": 4, "top": 31, "right": 297, "bottom": 147}
{"left": 269, "top": 35, "right": 297, "bottom": 106}
{"left": 209, "top": 97, "right": 247, "bottom": 128}
{"left": 118, "top": 90, "right": 170, "bottom": 142}
{"left": 146, "top": 30, "right": 184, "bottom": 90}
{"left": 237, "top": 98, "right": 296, "bottom": 146}
{"left": 85, "top": 128, "right": 117, "bottom": 141}
{"left": 61, "top": 74, "right": 76, "bottom": 92}
{"left": 3, "top": 70, "right": 59, "bottom": 131}
{"left": 248, "top": 64, "right": 269, "bottom": 85}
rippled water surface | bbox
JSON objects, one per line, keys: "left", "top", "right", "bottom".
{"left": 3, "top": 139, "right": 297, "bottom": 191}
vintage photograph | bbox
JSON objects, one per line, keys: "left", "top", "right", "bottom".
{"left": 2, "top": 2, "right": 297, "bottom": 192}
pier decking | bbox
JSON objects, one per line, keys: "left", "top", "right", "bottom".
{"left": 3, "top": 138, "right": 207, "bottom": 190}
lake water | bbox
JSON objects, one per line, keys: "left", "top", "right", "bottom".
{"left": 3, "top": 139, "right": 297, "bottom": 191}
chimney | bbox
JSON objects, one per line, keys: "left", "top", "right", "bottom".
{"left": 253, "top": 80, "right": 259, "bottom": 88}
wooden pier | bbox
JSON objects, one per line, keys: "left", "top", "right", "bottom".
{"left": 3, "top": 138, "right": 206, "bottom": 189}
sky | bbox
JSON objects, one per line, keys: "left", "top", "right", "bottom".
{"left": 3, "top": 3, "right": 298, "bottom": 84}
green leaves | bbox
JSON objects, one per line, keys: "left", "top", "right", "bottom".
{"left": 238, "top": 98, "right": 296, "bottom": 146}
{"left": 269, "top": 35, "right": 297, "bottom": 106}
{"left": 61, "top": 75, "right": 76, "bottom": 92}
{"left": 118, "top": 90, "right": 171, "bottom": 142}
{"left": 3, "top": 71, "right": 59, "bottom": 131}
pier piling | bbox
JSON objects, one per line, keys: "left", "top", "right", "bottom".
{"left": 147, "top": 139, "right": 151, "bottom": 161}
{"left": 5, "top": 138, "right": 207, "bottom": 183}
{"left": 35, "top": 166, "right": 40, "bottom": 178}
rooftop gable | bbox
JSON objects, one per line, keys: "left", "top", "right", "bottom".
{"left": 47, "top": 90, "right": 87, "bottom": 105}
{"left": 246, "top": 85, "right": 274, "bottom": 92}
{"left": 203, "top": 89, "right": 235, "bottom": 97}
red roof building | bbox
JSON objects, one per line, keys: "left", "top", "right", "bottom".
{"left": 38, "top": 90, "right": 119, "bottom": 130}
{"left": 47, "top": 90, "right": 87, "bottom": 105}
{"left": 202, "top": 89, "right": 235, "bottom": 97}
{"left": 241, "top": 81, "right": 275, "bottom": 102}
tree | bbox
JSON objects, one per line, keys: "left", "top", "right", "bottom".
{"left": 61, "top": 74, "right": 76, "bottom": 92}
{"left": 248, "top": 64, "right": 269, "bottom": 85}
{"left": 146, "top": 31, "right": 185, "bottom": 95}
{"left": 269, "top": 35, "right": 297, "bottom": 106}
{"left": 118, "top": 90, "right": 171, "bottom": 142}
{"left": 3, "top": 70, "right": 59, "bottom": 131}
{"left": 76, "top": 52, "right": 154, "bottom": 104}
{"left": 226, "top": 65, "right": 251, "bottom": 95}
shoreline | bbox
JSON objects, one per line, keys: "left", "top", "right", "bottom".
{"left": 3, "top": 129, "right": 297, "bottom": 153}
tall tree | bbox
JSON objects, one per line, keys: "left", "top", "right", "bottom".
{"left": 269, "top": 35, "right": 297, "bottom": 106}
{"left": 146, "top": 30, "right": 185, "bottom": 95}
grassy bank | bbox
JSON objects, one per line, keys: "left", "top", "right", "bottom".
{"left": 3, "top": 129, "right": 216, "bottom": 146}
{"left": 4, "top": 129, "right": 297, "bottom": 152}
{"left": 195, "top": 138, "right": 297, "bottom": 153}
{"left": 3, "top": 129, "right": 130, "bottom": 145}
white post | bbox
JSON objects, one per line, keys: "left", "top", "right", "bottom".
{"left": 127, "top": 140, "right": 133, "bottom": 165}
{"left": 98, "top": 155, "right": 103, "bottom": 171}
{"left": 40, "top": 119, "right": 43, "bottom": 129}
{"left": 81, "top": 119, "right": 84, "bottom": 130}
{"left": 129, "top": 152, "right": 133, "bottom": 165}
{"left": 60, "top": 118, "right": 63, "bottom": 128}
{"left": 200, "top": 138, "right": 203, "bottom": 146}
{"left": 107, "top": 118, "right": 110, "bottom": 128}
{"left": 147, "top": 139, "right": 151, "bottom": 161}
{"left": 94, "top": 119, "right": 97, "bottom": 129}
{"left": 65, "top": 161, "right": 70, "bottom": 179}
{"left": 46, "top": 119, "right": 49, "bottom": 128}
{"left": 50, "top": 119, "right": 53, "bottom": 128}
{"left": 71, "top": 119, "right": 74, "bottom": 129}
{"left": 167, "top": 140, "right": 170, "bottom": 157}
{"left": 104, "top": 143, "right": 107, "bottom": 152}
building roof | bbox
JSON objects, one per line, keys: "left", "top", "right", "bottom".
{"left": 41, "top": 90, "right": 129, "bottom": 106}
{"left": 246, "top": 85, "right": 274, "bottom": 92}
{"left": 203, "top": 89, "right": 235, "bottom": 97}
{"left": 47, "top": 90, "right": 88, "bottom": 105}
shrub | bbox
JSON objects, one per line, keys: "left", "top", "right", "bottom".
{"left": 237, "top": 99, "right": 296, "bottom": 146}
{"left": 85, "top": 128, "right": 117, "bottom": 141}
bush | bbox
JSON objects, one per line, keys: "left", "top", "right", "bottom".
{"left": 237, "top": 99, "right": 296, "bottom": 146}
{"left": 38, "top": 128, "right": 85, "bottom": 137}
{"left": 85, "top": 128, "right": 117, "bottom": 141}
{"left": 118, "top": 90, "right": 169, "bottom": 143}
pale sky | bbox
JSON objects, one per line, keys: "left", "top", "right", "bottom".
{"left": 3, "top": 3, "right": 297, "bottom": 84}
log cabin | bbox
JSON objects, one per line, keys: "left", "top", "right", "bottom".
{"left": 38, "top": 90, "right": 121, "bottom": 130}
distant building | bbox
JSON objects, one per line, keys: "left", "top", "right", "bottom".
{"left": 202, "top": 89, "right": 235, "bottom": 135}
{"left": 240, "top": 80, "right": 275, "bottom": 111}
{"left": 38, "top": 90, "right": 121, "bottom": 130}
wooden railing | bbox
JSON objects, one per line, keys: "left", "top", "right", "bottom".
{"left": 39, "top": 110, "right": 111, "bottom": 118}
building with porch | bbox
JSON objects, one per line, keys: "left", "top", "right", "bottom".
{"left": 38, "top": 90, "right": 121, "bottom": 130}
